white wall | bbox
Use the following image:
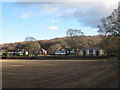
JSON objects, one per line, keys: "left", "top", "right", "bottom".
{"left": 87, "top": 50, "right": 89, "bottom": 55}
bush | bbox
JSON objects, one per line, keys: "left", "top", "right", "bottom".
{"left": 6, "top": 52, "right": 9, "bottom": 56}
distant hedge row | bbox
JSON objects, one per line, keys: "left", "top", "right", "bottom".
{"left": 2, "top": 56, "right": 108, "bottom": 60}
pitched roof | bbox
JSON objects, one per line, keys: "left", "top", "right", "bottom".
{"left": 54, "top": 48, "right": 65, "bottom": 51}
{"left": 65, "top": 48, "right": 73, "bottom": 51}
{"left": 82, "top": 47, "right": 101, "bottom": 50}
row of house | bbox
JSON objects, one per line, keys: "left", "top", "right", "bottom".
{"left": 2, "top": 50, "right": 29, "bottom": 56}
{"left": 2, "top": 47, "right": 105, "bottom": 57}
{"left": 2, "top": 48, "right": 47, "bottom": 56}
{"left": 53, "top": 47, "right": 105, "bottom": 56}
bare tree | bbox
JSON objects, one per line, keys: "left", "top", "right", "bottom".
{"left": 97, "top": 2, "right": 120, "bottom": 56}
{"left": 97, "top": 3, "right": 120, "bottom": 38}
{"left": 66, "top": 29, "right": 83, "bottom": 37}
{"left": 66, "top": 29, "right": 83, "bottom": 53}
{"left": 25, "top": 37, "right": 37, "bottom": 42}
{"left": 23, "top": 41, "right": 41, "bottom": 56}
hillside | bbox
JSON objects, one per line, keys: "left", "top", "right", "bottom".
{"left": 38, "top": 35, "right": 102, "bottom": 50}
{"left": 1, "top": 35, "right": 102, "bottom": 54}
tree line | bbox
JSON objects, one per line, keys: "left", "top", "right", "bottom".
{"left": 1, "top": 35, "right": 101, "bottom": 55}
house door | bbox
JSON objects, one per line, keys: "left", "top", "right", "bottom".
{"left": 83, "top": 51, "right": 86, "bottom": 56}
{"left": 96, "top": 50, "right": 99, "bottom": 56}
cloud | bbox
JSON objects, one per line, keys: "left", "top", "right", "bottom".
{"left": 40, "top": 4, "right": 58, "bottom": 14}
{"left": 20, "top": 11, "right": 33, "bottom": 19}
{"left": 14, "top": 2, "right": 118, "bottom": 28}
{"left": 48, "top": 26, "right": 58, "bottom": 30}
{"left": 54, "top": 2, "right": 117, "bottom": 28}
{"left": 45, "top": 19, "right": 56, "bottom": 23}
{"left": 39, "top": 2, "right": 117, "bottom": 28}
{"left": 51, "top": 20, "right": 55, "bottom": 23}
{"left": 72, "top": 4, "right": 110, "bottom": 28}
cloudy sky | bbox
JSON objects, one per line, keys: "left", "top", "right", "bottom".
{"left": 1, "top": 0, "right": 119, "bottom": 44}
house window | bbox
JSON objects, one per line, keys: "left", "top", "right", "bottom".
{"left": 100, "top": 50, "right": 103, "bottom": 54}
{"left": 89, "top": 50, "right": 93, "bottom": 56}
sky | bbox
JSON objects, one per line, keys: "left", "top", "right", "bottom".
{"left": 1, "top": 0, "right": 119, "bottom": 44}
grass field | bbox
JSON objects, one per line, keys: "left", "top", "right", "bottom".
{"left": 2, "top": 59, "right": 118, "bottom": 88}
